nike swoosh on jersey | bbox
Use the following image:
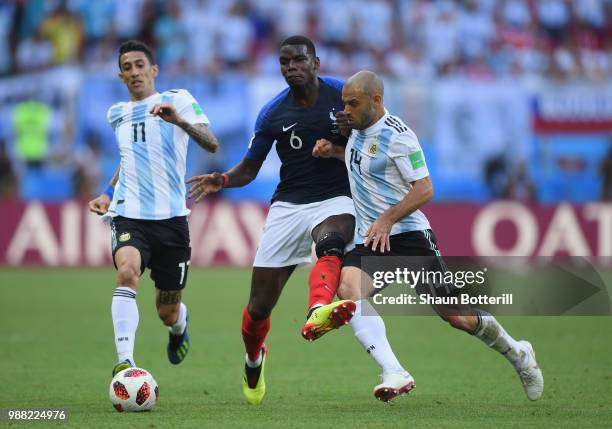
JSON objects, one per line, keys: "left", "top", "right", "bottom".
{"left": 282, "top": 123, "right": 297, "bottom": 132}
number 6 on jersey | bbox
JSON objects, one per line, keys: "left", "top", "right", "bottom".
{"left": 289, "top": 130, "right": 302, "bottom": 149}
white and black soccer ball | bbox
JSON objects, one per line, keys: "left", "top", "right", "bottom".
{"left": 109, "top": 367, "right": 158, "bottom": 412}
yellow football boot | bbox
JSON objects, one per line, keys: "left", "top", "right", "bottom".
{"left": 242, "top": 346, "right": 267, "bottom": 405}
{"left": 301, "top": 300, "right": 356, "bottom": 341}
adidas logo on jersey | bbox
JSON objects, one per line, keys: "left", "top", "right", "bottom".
{"left": 385, "top": 116, "right": 408, "bottom": 133}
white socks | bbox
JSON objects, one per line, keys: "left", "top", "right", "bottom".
{"left": 112, "top": 287, "right": 139, "bottom": 365}
{"left": 169, "top": 302, "right": 188, "bottom": 335}
{"left": 245, "top": 353, "right": 263, "bottom": 368}
{"left": 474, "top": 310, "right": 525, "bottom": 367}
{"left": 350, "top": 300, "right": 405, "bottom": 374}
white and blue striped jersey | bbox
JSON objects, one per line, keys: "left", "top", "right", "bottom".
{"left": 105, "top": 89, "right": 209, "bottom": 220}
{"left": 345, "top": 111, "right": 431, "bottom": 244}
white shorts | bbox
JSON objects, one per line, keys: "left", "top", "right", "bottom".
{"left": 253, "top": 196, "right": 355, "bottom": 268}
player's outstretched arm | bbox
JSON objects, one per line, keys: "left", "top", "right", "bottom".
{"left": 178, "top": 122, "right": 219, "bottom": 153}
{"left": 150, "top": 102, "right": 219, "bottom": 153}
{"left": 364, "top": 177, "right": 433, "bottom": 252}
{"left": 88, "top": 166, "right": 120, "bottom": 215}
{"left": 313, "top": 139, "right": 345, "bottom": 161}
{"left": 187, "top": 158, "right": 263, "bottom": 203}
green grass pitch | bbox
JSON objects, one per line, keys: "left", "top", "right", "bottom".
{"left": 1, "top": 268, "right": 611, "bottom": 428}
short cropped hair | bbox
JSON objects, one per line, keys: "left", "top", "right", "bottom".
{"left": 280, "top": 35, "right": 316, "bottom": 57}
{"left": 117, "top": 40, "right": 155, "bottom": 70}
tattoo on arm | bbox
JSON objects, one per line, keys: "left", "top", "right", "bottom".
{"left": 180, "top": 122, "right": 219, "bottom": 153}
{"left": 158, "top": 290, "right": 182, "bottom": 305}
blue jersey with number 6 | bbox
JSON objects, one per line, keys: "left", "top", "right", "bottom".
{"left": 246, "top": 77, "right": 351, "bottom": 204}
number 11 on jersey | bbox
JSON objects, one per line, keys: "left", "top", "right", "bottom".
{"left": 132, "top": 122, "right": 145, "bottom": 143}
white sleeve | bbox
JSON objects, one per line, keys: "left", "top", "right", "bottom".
{"left": 106, "top": 102, "right": 124, "bottom": 129}
{"left": 175, "top": 89, "right": 210, "bottom": 125}
{"left": 390, "top": 131, "right": 429, "bottom": 182}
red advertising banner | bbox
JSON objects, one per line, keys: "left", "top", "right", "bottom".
{"left": 0, "top": 201, "right": 609, "bottom": 266}
{"left": 0, "top": 201, "right": 268, "bottom": 267}
{"left": 423, "top": 202, "right": 608, "bottom": 259}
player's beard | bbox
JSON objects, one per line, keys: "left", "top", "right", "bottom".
{"left": 356, "top": 106, "right": 376, "bottom": 130}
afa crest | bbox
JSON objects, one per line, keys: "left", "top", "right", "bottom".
{"left": 368, "top": 143, "right": 378, "bottom": 156}
{"left": 119, "top": 232, "right": 131, "bottom": 242}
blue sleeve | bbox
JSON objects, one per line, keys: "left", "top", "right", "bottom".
{"left": 320, "top": 76, "right": 345, "bottom": 92}
{"left": 245, "top": 108, "right": 273, "bottom": 162}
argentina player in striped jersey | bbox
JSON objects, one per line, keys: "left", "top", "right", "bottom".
{"left": 313, "top": 71, "right": 543, "bottom": 402}
{"left": 88, "top": 41, "right": 219, "bottom": 376}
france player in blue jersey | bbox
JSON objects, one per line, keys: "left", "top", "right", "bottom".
{"left": 314, "top": 71, "right": 543, "bottom": 402}
{"left": 187, "top": 36, "right": 357, "bottom": 405}
{"left": 88, "top": 40, "right": 219, "bottom": 376}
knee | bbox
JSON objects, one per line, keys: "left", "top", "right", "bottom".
{"left": 445, "top": 315, "right": 474, "bottom": 333}
{"left": 117, "top": 262, "right": 140, "bottom": 287}
{"left": 247, "top": 301, "right": 273, "bottom": 321}
{"left": 337, "top": 281, "right": 361, "bottom": 301}
{"left": 315, "top": 232, "right": 346, "bottom": 259}
{"left": 158, "top": 306, "right": 179, "bottom": 326}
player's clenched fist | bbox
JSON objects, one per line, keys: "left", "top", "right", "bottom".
{"left": 89, "top": 194, "right": 111, "bottom": 215}
{"left": 312, "top": 139, "right": 333, "bottom": 158}
{"left": 186, "top": 173, "right": 223, "bottom": 202}
{"left": 313, "top": 139, "right": 346, "bottom": 161}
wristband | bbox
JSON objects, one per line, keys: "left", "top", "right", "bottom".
{"left": 222, "top": 173, "right": 229, "bottom": 188}
{"left": 103, "top": 184, "right": 114, "bottom": 200}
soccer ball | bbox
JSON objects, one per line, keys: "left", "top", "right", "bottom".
{"left": 109, "top": 367, "right": 158, "bottom": 412}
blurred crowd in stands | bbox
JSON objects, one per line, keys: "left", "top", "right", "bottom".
{"left": 0, "top": 0, "right": 611, "bottom": 203}
{"left": 1, "top": 0, "right": 611, "bottom": 81}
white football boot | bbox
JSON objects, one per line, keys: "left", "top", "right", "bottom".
{"left": 515, "top": 341, "right": 544, "bottom": 401}
{"left": 373, "top": 371, "right": 416, "bottom": 402}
